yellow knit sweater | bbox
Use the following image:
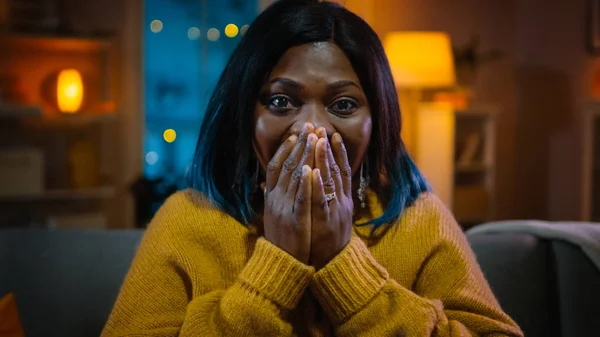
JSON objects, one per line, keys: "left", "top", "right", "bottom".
{"left": 102, "top": 189, "right": 522, "bottom": 336}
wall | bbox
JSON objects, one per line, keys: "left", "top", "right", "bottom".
{"left": 515, "top": 0, "right": 589, "bottom": 220}
{"left": 349, "top": 0, "right": 520, "bottom": 220}
{"left": 354, "top": 0, "right": 593, "bottom": 221}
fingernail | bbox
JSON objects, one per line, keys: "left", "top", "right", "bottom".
{"left": 319, "top": 137, "right": 328, "bottom": 150}
{"left": 307, "top": 133, "right": 317, "bottom": 144}
{"left": 332, "top": 133, "right": 342, "bottom": 143}
{"left": 302, "top": 165, "right": 311, "bottom": 175}
{"left": 303, "top": 122, "right": 313, "bottom": 132}
{"left": 288, "top": 134, "right": 298, "bottom": 142}
{"left": 314, "top": 168, "right": 321, "bottom": 179}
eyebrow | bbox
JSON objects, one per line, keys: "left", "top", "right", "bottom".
{"left": 267, "top": 77, "right": 361, "bottom": 91}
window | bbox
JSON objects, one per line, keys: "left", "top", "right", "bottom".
{"left": 143, "top": 0, "right": 257, "bottom": 183}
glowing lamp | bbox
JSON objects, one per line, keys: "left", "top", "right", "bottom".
{"left": 57, "top": 69, "right": 84, "bottom": 114}
{"left": 383, "top": 32, "right": 455, "bottom": 88}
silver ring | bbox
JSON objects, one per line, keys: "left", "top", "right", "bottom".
{"left": 325, "top": 191, "right": 336, "bottom": 202}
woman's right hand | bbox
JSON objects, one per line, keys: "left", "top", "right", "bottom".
{"left": 263, "top": 123, "right": 317, "bottom": 264}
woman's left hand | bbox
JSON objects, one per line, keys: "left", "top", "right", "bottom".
{"left": 310, "top": 128, "right": 354, "bottom": 270}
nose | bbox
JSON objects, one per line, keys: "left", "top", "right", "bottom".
{"left": 297, "top": 103, "right": 335, "bottom": 137}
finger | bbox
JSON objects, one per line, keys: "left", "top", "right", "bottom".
{"left": 293, "top": 165, "right": 312, "bottom": 223}
{"left": 277, "top": 123, "right": 314, "bottom": 189}
{"left": 332, "top": 133, "right": 352, "bottom": 196}
{"left": 315, "top": 127, "right": 327, "bottom": 139}
{"left": 265, "top": 134, "right": 297, "bottom": 191}
{"left": 287, "top": 133, "right": 317, "bottom": 193}
{"left": 324, "top": 136, "right": 343, "bottom": 197}
{"left": 316, "top": 138, "right": 335, "bottom": 196}
{"left": 311, "top": 168, "right": 329, "bottom": 217}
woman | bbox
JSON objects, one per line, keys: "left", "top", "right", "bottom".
{"left": 103, "top": 1, "right": 522, "bottom": 336}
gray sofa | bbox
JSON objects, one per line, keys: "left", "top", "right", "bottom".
{"left": 1, "top": 228, "right": 599, "bottom": 337}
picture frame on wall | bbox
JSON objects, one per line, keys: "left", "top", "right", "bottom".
{"left": 588, "top": 0, "right": 600, "bottom": 54}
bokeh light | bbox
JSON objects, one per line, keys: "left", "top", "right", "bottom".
{"left": 150, "top": 20, "right": 163, "bottom": 33}
{"left": 225, "top": 24, "right": 239, "bottom": 38}
{"left": 207, "top": 28, "right": 220, "bottom": 41}
{"left": 163, "top": 129, "right": 177, "bottom": 143}
{"left": 240, "top": 24, "right": 250, "bottom": 36}
{"left": 187, "top": 27, "right": 201, "bottom": 40}
{"left": 145, "top": 151, "right": 159, "bottom": 165}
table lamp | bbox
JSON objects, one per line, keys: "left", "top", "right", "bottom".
{"left": 384, "top": 31, "right": 456, "bottom": 206}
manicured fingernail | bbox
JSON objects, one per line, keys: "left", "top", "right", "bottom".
{"left": 303, "top": 122, "right": 314, "bottom": 132}
{"left": 307, "top": 133, "right": 317, "bottom": 144}
{"left": 321, "top": 138, "right": 328, "bottom": 150}
{"left": 302, "top": 165, "right": 311, "bottom": 175}
{"left": 288, "top": 134, "right": 298, "bottom": 142}
{"left": 314, "top": 168, "right": 321, "bottom": 180}
{"left": 332, "top": 133, "right": 342, "bottom": 143}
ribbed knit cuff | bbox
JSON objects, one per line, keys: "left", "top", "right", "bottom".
{"left": 239, "top": 238, "right": 315, "bottom": 310}
{"left": 310, "top": 236, "right": 388, "bottom": 323}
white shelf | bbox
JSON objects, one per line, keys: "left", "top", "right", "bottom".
{"left": 0, "top": 186, "right": 116, "bottom": 201}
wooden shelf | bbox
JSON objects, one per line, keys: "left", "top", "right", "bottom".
{"left": 0, "top": 104, "right": 43, "bottom": 117}
{"left": 455, "top": 162, "right": 491, "bottom": 173}
{"left": 0, "top": 186, "right": 116, "bottom": 201}
{"left": 0, "top": 34, "right": 112, "bottom": 53}
{"left": 26, "top": 113, "right": 118, "bottom": 127}
{"left": 0, "top": 105, "right": 117, "bottom": 127}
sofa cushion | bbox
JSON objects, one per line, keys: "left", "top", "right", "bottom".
{"left": 0, "top": 229, "right": 143, "bottom": 337}
{"left": 467, "top": 232, "right": 558, "bottom": 337}
{"left": 552, "top": 241, "right": 600, "bottom": 337}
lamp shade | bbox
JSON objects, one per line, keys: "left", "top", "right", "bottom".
{"left": 384, "top": 31, "right": 456, "bottom": 88}
{"left": 57, "top": 69, "right": 84, "bottom": 113}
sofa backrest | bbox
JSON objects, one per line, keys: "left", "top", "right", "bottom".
{"left": 2, "top": 228, "right": 599, "bottom": 337}
{"left": 467, "top": 231, "right": 600, "bottom": 337}
{"left": 0, "top": 229, "right": 144, "bottom": 337}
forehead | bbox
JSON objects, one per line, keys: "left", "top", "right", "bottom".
{"left": 268, "top": 42, "right": 361, "bottom": 84}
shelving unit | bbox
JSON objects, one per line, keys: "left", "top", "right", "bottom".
{"left": 452, "top": 106, "right": 497, "bottom": 227}
{"left": 0, "top": 34, "right": 122, "bottom": 229}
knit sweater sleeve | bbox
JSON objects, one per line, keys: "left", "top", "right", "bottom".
{"left": 101, "top": 192, "right": 314, "bottom": 337}
{"left": 309, "top": 194, "right": 524, "bottom": 337}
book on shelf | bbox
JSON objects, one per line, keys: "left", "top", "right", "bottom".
{"left": 457, "top": 132, "right": 481, "bottom": 166}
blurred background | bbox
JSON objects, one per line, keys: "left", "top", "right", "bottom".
{"left": 1, "top": 0, "right": 599, "bottom": 230}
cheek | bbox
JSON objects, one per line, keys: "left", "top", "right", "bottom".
{"left": 253, "top": 111, "right": 290, "bottom": 168}
{"left": 342, "top": 117, "right": 372, "bottom": 174}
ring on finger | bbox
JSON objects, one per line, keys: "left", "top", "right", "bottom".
{"left": 325, "top": 191, "right": 337, "bottom": 202}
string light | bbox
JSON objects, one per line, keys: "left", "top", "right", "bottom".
{"left": 207, "top": 28, "right": 220, "bottom": 41}
{"left": 225, "top": 24, "right": 239, "bottom": 38}
{"left": 150, "top": 20, "right": 163, "bottom": 33}
{"left": 240, "top": 24, "right": 250, "bottom": 36}
{"left": 146, "top": 152, "right": 159, "bottom": 165}
{"left": 163, "top": 129, "right": 177, "bottom": 143}
{"left": 188, "top": 27, "right": 201, "bottom": 40}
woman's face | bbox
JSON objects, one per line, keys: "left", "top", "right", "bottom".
{"left": 253, "top": 42, "right": 372, "bottom": 177}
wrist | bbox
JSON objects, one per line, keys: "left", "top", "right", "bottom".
{"left": 311, "top": 237, "right": 351, "bottom": 270}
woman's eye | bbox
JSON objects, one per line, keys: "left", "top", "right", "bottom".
{"left": 268, "top": 96, "right": 293, "bottom": 110}
{"left": 329, "top": 99, "right": 358, "bottom": 114}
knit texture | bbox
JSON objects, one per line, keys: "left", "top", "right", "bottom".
{"left": 102, "top": 189, "right": 522, "bottom": 337}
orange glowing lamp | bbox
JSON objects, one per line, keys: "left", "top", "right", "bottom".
{"left": 56, "top": 69, "right": 84, "bottom": 114}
